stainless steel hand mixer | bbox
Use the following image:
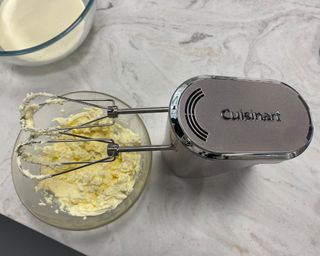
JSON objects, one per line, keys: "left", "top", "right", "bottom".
{"left": 17, "top": 76, "right": 313, "bottom": 180}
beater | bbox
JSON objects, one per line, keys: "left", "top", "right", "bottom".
{"left": 17, "top": 93, "right": 174, "bottom": 179}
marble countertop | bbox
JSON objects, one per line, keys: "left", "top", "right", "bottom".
{"left": 1, "top": 0, "right": 320, "bottom": 255}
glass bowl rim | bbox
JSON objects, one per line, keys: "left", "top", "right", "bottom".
{"left": 11, "top": 90, "right": 153, "bottom": 230}
{"left": 0, "top": 0, "right": 96, "bottom": 57}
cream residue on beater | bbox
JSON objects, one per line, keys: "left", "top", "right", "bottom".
{"left": 25, "top": 107, "right": 142, "bottom": 217}
{"left": 19, "top": 92, "right": 66, "bottom": 132}
{"left": 16, "top": 154, "right": 51, "bottom": 180}
{"left": 15, "top": 138, "right": 53, "bottom": 180}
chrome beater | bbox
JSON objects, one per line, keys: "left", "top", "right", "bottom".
{"left": 17, "top": 93, "right": 174, "bottom": 180}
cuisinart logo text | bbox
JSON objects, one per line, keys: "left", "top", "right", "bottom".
{"left": 221, "top": 109, "right": 281, "bottom": 122}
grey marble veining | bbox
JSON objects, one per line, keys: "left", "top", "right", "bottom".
{"left": 0, "top": 0, "right": 320, "bottom": 255}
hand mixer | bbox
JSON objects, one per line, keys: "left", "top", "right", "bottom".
{"left": 17, "top": 76, "right": 314, "bottom": 180}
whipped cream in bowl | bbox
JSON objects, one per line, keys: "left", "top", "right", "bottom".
{"left": 12, "top": 91, "right": 152, "bottom": 230}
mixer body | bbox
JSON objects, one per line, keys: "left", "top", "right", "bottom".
{"left": 162, "top": 76, "right": 313, "bottom": 177}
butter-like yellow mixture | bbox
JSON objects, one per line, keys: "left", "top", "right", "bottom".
{"left": 36, "top": 108, "right": 141, "bottom": 217}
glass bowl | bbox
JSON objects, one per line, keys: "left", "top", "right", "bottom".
{"left": 0, "top": 0, "right": 96, "bottom": 66}
{"left": 12, "top": 91, "right": 152, "bottom": 230}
